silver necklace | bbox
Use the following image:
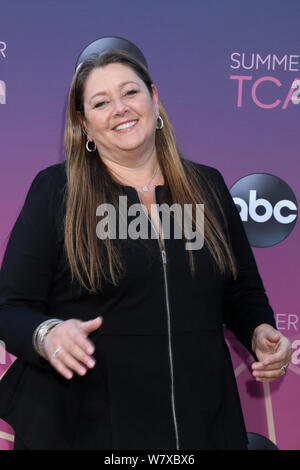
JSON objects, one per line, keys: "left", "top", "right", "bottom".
{"left": 111, "top": 164, "right": 160, "bottom": 192}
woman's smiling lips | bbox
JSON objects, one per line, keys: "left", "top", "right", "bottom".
{"left": 113, "top": 120, "right": 138, "bottom": 132}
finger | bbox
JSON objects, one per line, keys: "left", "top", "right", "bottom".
{"left": 55, "top": 348, "right": 88, "bottom": 377}
{"left": 50, "top": 358, "right": 73, "bottom": 380}
{"left": 252, "top": 368, "right": 285, "bottom": 380}
{"left": 263, "top": 357, "right": 291, "bottom": 369}
{"left": 266, "top": 332, "right": 281, "bottom": 343}
{"left": 254, "top": 376, "right": 278, "bottom": 383}
{"left": 261, "top": 361, "right": 286, "bottom": 371}
{"left": 252, "top": 360, "right": 288, "bottom": 371}
{"left": 260, "top": 347, "right": 292, "bottom": 366}
{"left": 64, "top": 325, "right": 96, "bottom": 355}
{"left": 80, "top": 316, "right": 103, "bottom": 335}
{"left": 72, "top": 332, "right": 95, "bottom": 355}
{"left": 65, "top": 343, "right": 96, "bottom": 370}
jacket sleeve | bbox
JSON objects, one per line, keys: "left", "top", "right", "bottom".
{"left": 211, "top": 168, "right": 277, "bottom": 355}
{"left": 0, "top": 168, "right": 62, "bottom": 367}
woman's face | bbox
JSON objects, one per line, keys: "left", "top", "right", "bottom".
{"left": 81, "top": 62, "right": 160, "bottom": 160}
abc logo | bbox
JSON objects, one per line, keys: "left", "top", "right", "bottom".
{"left": 230, "top": 174, "right": 298, "bottom": 247}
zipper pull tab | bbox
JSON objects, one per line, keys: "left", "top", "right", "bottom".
{"left": 161, "top": 249, "right": 167, "bottom": 265}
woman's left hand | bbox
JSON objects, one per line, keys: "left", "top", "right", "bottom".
{"left": 251, "top": 323, "right": 292, "bottom": 382}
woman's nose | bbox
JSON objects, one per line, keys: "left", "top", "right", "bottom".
{"left": 113, "top": 98, "right": 128, "bottom": 115}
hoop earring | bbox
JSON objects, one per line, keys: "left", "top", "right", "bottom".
{"left": 156, "top": 116, "right": 164, "bottom": 130}
{"left": 86, "top": 139, "right": 97, "bottom": 153}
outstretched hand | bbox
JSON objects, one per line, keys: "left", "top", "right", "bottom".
{"left": 44, "top": 317, "right": 103, "bottom": 380}
{"left": 251, "top": 323, "right": 292, "bottom": 382}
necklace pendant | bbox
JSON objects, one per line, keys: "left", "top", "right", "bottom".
{"left": 142, "top": 186, "right": 149, "bottom": 192}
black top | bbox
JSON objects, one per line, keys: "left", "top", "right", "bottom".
{"left": 0, "top": 160, "right": 276, "bottom": 449}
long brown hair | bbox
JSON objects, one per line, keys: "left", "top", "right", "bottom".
{"left": 63, "top": 50, "right": 237, "bottom": 293}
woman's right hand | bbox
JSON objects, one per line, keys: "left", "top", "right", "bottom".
{"left": 43, "top": 317, "right": 103, "bottom": 379}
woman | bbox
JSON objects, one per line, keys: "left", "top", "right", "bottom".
{"left": 0, "top": 42, "right": 292, "bottom": 450}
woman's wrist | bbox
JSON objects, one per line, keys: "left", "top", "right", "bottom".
{"left": 33, "top": 318, "right": 64, "bottom": 359}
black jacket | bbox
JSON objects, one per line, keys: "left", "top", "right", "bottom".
{"left": 0, "top": 160, "right": 276, "bottom": 449}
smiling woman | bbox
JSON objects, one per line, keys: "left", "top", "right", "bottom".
{"left": 63, "top": 49, "right": 238, "bottom": 295}
{"left": 80, "top": 63, "right": 159, "bottom": 159}
{"left": 0, "top": 39, "right": 291, "bottom": 450}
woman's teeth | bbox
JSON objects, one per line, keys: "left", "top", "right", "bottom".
{"left": 114, "top": 120, "right": 137, "bottom": 130}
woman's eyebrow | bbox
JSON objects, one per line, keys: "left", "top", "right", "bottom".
{"left": 89, "top": 81, "right": 139, "bottom": 104}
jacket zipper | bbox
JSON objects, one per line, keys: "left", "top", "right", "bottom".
{"left": 135, "top": 187, "right": 180, "bottom": 450}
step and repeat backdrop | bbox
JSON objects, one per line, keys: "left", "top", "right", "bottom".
{"left": 0, "top": 0, "right": 299, "bottom": 450}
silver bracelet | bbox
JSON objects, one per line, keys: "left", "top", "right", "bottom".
{"left": 33, "top": 318, "right": 64, "bottom": 360}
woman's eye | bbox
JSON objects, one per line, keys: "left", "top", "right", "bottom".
{"left": 125, "top": 89, "right": 138, "bottom": 96}
{"left": 93, "top": 90, "right": 137, "bottom": 108}
{"left": 94, "top": 101, "right": 107, "bottom": 108}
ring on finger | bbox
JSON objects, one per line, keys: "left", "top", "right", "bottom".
{"left": 280, "top": 363, "right": 289, "bottom": 374}
{"left": 52, "top": 346, "right": 63, "bottom": 360}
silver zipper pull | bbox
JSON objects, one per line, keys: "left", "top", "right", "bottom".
{"left": 161, "top": 249, "right": 167, "bottom": 265}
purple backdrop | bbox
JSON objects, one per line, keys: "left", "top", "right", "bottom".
{"left": 0, "top": 0, "right": 299, "bottom": 450}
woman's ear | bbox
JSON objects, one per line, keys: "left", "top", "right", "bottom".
{"left": 77, "top": 111, "right": 88, "bottom": 137}
{"left": 151, "top": 84, "right": 160, "bottom": 116}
